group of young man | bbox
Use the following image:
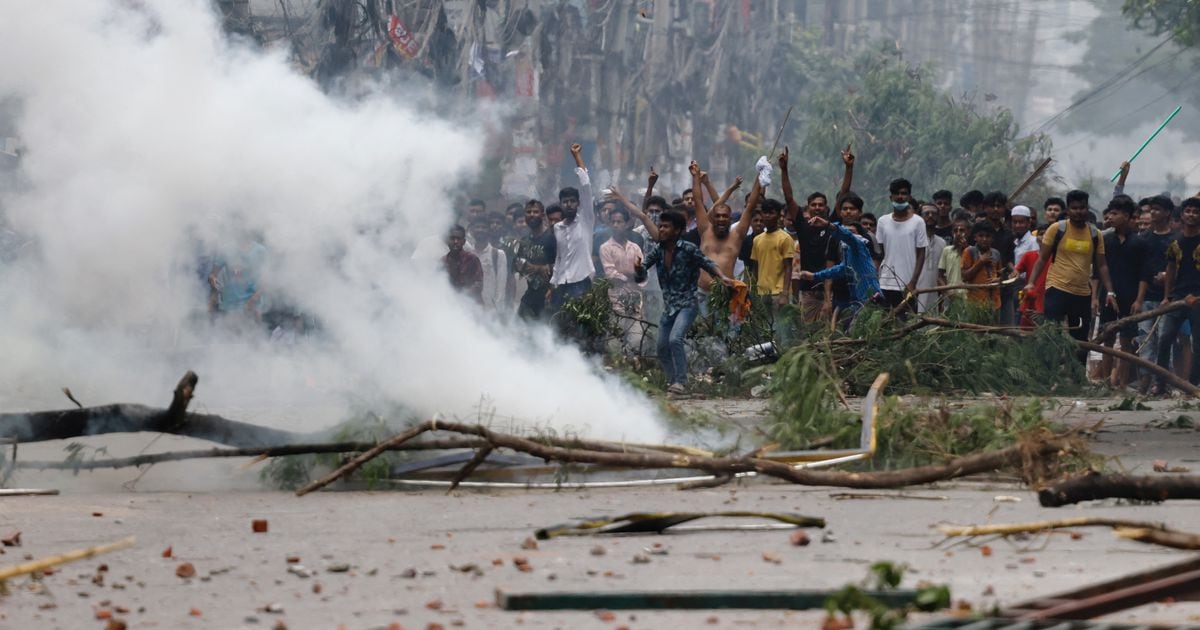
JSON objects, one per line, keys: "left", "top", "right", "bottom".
{"left": 443, "top": 145, "right": 1200, "bottom": 397}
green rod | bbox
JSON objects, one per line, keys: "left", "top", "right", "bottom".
{"left": 1110, "top": 105, "right": 1182, "bottom": 182}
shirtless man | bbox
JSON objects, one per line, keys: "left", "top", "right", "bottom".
{"left": 689, "top": 160, "right": 755, "bottom": 290}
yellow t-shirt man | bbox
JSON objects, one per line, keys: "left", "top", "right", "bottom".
{"left": 1042, "top": 221, "right": 1103, "bottom": 296}
{"left": 751, "top": 229, "right": 795, "bottom": 296}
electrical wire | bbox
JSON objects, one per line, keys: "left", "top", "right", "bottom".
{"left": 1027, "top": 35, "right": 1176, "bottom": 135}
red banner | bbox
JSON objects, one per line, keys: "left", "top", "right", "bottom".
{"left": 387, "top": 15, "right": 420, "bottom": 59}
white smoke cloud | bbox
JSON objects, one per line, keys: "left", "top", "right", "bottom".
{"left": 0, "top": 1, "right": 664, "bottom": 442}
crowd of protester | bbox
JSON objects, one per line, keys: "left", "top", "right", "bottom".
{"left": 203, "top": 138, "right": 1200, "bottom": 399}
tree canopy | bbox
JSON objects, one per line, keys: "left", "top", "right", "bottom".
{"left": 785, "top": 42, "right": 1054, "bottom": 207}
{"left": 1124, "top": 0, "right": 1200, "bottom": 46}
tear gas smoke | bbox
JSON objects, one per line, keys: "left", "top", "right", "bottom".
{"left": 0, "top": 1, "right": 664, "bottom": 443}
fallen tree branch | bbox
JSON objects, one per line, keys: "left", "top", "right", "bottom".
{"left": 14, "top": 438, "right": 492, "bottom": 471}
{"left": 1077, "top": 341, "right": 1200, "bottom": 397}
{"left": 1039, "top": 472, "right": 1200, "bottom": 507}
{"left": 296, "top": 420, "right": 1077, "bottom": 496}
{"left": 938, "top": 517, "right": 1166, "bottom": 538}
{"left": 1092, "top": 299, "right": 1189, "bottom": 344}
{"left": 938, "top": 517, "right": 1200, "bottom": 552}
{"left": 832, "top": 316, "right": 1199, "bottom": 397}
{"left": 1115, "top": 526, "right": 1200, "bottom": 550}
{"left": 0, "top": 372, "right": 308, "bottom": 447}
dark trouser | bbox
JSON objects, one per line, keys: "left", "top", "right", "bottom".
{"left": 881, "top": 289, "right": 915, "bottom": 314}
{"left": 550, "top": 278, "right": 593, "bottom": 311}
{"left": 1156, "top": 305, "right": 1200, "bottom": 387}
{"left": 518, "top": 284, "right": 549, "bottom": 320}
{"left": 999, "top": 283, "right": 1018, "bottom": 326}
{"left": 1043, "top": 287, "right": 1091, "bottom": 362}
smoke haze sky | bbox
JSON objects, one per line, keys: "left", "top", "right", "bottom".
{"left": 0, "top": 1, "right": 664, "bottom": 442}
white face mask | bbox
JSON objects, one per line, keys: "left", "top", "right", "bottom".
{"left": 891, "top": 201, "right": 910, "bottom": 211}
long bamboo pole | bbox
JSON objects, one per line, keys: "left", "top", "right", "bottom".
{"left": 0, "top": 537, "right": 135, "bottom": 581}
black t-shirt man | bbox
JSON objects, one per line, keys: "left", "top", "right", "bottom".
{"left": 516, "top": 228, "right": 558, "bottom": 318}
{"left": 1103, "top": 230, "right": 1145, "bottom": 306}
{"left": 1140, "top": 229, "right": 1176, "bottom": 302}
{"left": 1168, "top": 233, "right": 1200, "bottom": 300}
{"left": 932, "top": 223, "right": 954, "bottom": 241}
{"left": 790, "top": 216, "right": 840, "bottom": 292}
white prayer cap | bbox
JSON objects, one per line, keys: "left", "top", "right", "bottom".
{"left": 1011, "top": 205, "right": 1032, "bottom": 218}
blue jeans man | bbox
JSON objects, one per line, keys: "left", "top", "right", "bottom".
{"left": 1156, "top": 305, "right": 1200, "bottom": 388}
{"left": 657, "top": 304, "right": 699, "bottom": 387}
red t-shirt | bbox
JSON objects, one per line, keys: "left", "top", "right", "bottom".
{"left": 1014, "top": 250, "right": 1048, "bottom": 323}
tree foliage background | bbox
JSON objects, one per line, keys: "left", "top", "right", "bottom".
{"left": 783, "top": 38, "right": 1054, "bottom": 206}
{"left": 1123, "top": 0, "right": 1200, "bottom": 46}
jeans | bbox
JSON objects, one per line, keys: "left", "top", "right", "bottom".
{"left": 1137, "top": 300, "right": 1161, "bottom": 378}
{"left": 1043, "top": 287, "right": 1092, "bottom": 363}
{"left": 658, "top": 304, "right": 699, "bottom": 386}
{"left": 1156, "top": 305, "right": 1200, "bottom": 386}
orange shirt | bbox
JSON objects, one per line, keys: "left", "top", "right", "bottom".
{"left": 961, "top": 246, "right": 1001, "bottom": 309}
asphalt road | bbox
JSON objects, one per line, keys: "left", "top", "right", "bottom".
{"left": 1, "top": 396, "right": 1199, "bottom": 628}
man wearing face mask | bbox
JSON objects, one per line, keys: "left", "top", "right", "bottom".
{"left": 549, "top": 143, "right": 595, "bottom": 311}
{"left": 875, "top": 178, "right": 928, "bottom": 311}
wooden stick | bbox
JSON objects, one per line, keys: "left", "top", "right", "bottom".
{"left": 938, "top": 517, "right": 1166, "bottom": 538}
{"left": 911, "top": 277, "right": 1020, "bottom": 297}
{"left": 446, "top": 446, "right": 493, "bottom": 494}
{"left": 15, "top": 439, "right": 492, "bottom": 471}
{"left": 296, "top": 419, "right": 1075, "bottom": 496}
{"left": 766, "top": 106, "right": 793, "bottom": 160}
{"left": 1092, "top": 299, "right": 1190, "bottom": 344}
{"left": 1008, "top": 157, "right": 1053, "bottom": 204}
{"left": 296, "top": 422, "right": 434, "bottom": 495}
{"left": 0, "top": 536, "right": 135, "bottom": 581}
{"left": 0, "top": 488, "right": 59, "bottom": 496}
{"left": 1077, "top": 340, "right": 1200, "bottom": 397}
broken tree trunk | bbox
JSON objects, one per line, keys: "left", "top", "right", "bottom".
{"left": 1039, "top": 472, "right": 1200, "bottom": 507}
{"left": 296, "top": 419, "right": 1076, "bottom": 496}
{"left": 0, "top": 372, "right": 308, "bottom": 447}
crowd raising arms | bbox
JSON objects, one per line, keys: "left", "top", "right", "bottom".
{"left": 434, "top": 141, "right": 1200, "bottom": 398}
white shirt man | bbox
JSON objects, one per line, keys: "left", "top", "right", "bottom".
{"left": 477, "top": 242, "right": 510, "bottom": 310}
{"left": 876, "top": 213, "right": 929, "bottom": 293}
{"left": 549, "top": 166, "right": 596, "bottom": 287}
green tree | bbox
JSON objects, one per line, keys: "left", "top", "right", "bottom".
{"left": 1124, "top": 0, "right": 1200, "bottom": 46}
{"left": 788, "top": 43, "right": 1054, "bottom": 206}
{"left": 1056, "top": 0, "right": 1200, "bottom": 145}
